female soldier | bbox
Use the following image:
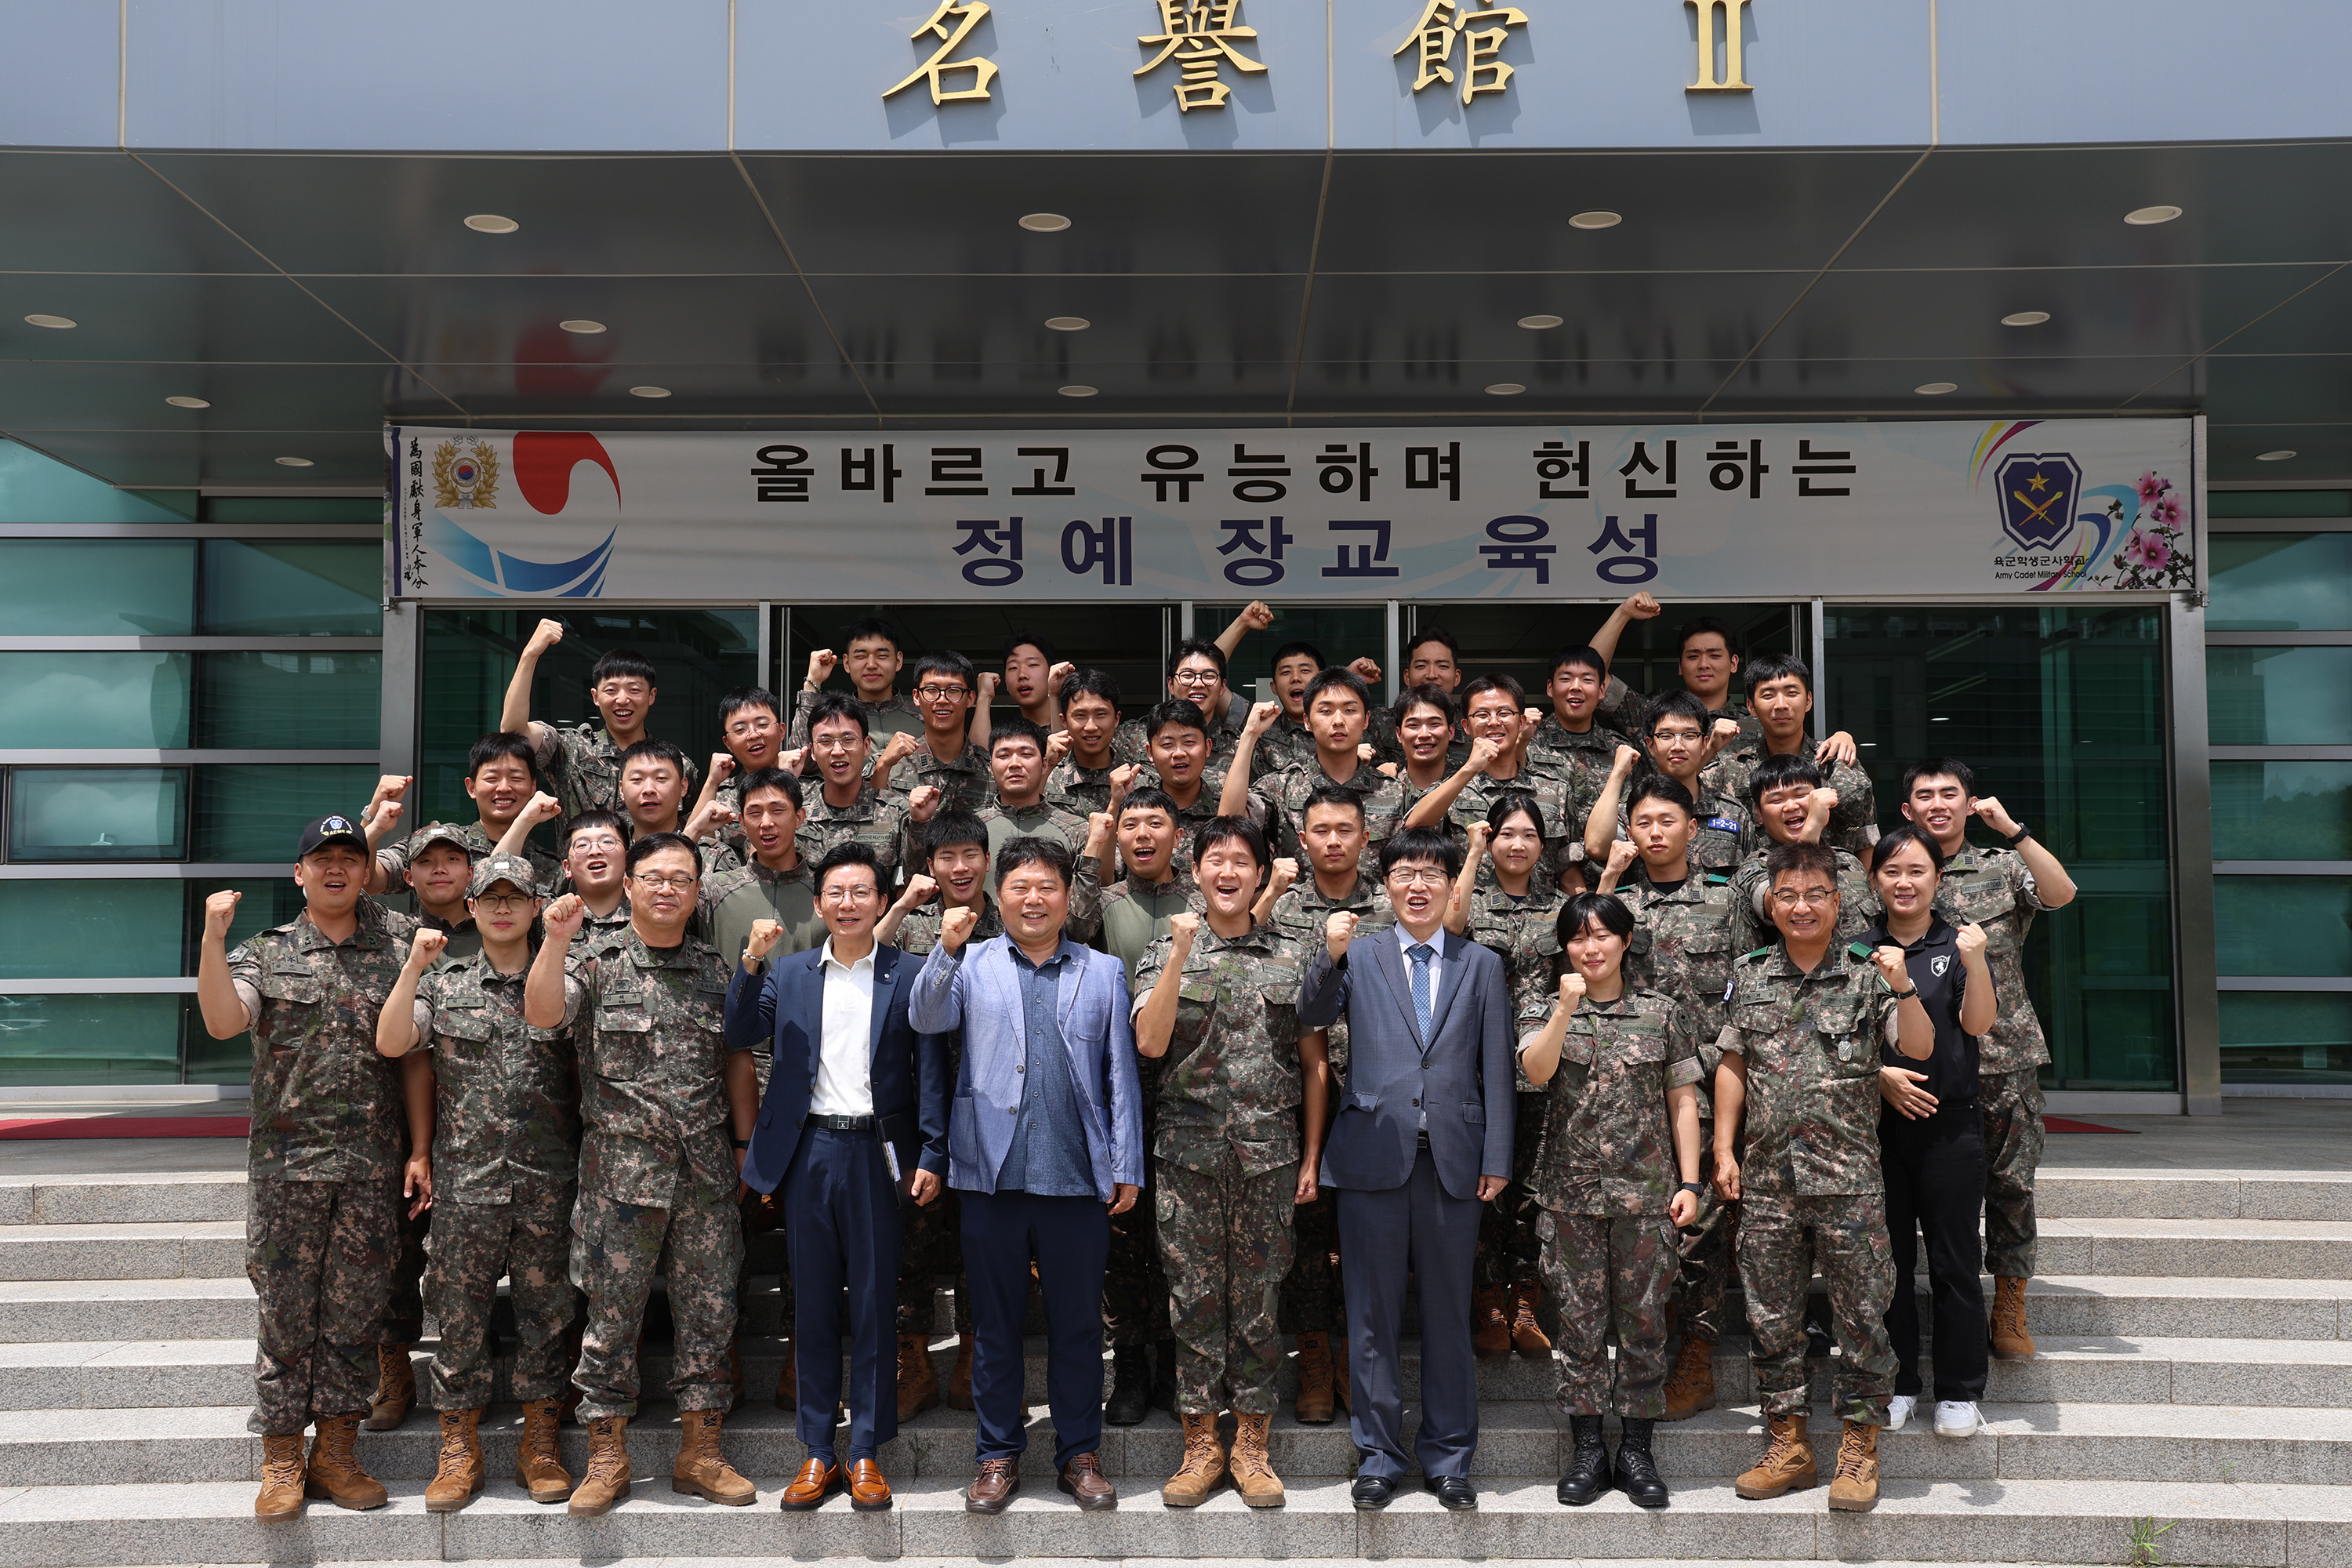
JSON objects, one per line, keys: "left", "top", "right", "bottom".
{"left": 1517, "top": 893, "right": 1703, "bottom": 1512}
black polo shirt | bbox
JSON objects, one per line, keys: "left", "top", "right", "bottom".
{"left": 1861, "top": 913, "right": 1979, "bottom": 1105}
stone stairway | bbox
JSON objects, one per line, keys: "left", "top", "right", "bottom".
{"left": 0, "top": 1167, "right": 2341, "bottom": 1565}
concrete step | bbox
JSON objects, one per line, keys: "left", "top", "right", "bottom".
{"left": 0, "top": 1174, "right": 245, "bottom": 1228}
{"left": 0, "top": 1222, "right": 244, "bottom": 1283}
{"left": 0, "top": 1474, "right": 2337, "bottom": 1566}
{"left": 2025, "top": 1275, "right": 2352, "bottom": 1340}
{"left": 0, "top": 1279, "right": 256, "bottom": 1343}
{"left": 2038, "top": 1167, "right": 2352, "bottom": 1221}
{"left": 2035, "top": 1217, "right": 2352, "bottom": 1279}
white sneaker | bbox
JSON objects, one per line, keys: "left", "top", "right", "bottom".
{"left": 1933, "top": 1400, "right": 1982, "bottom": 1438}
{"left": 1886, "top": 1394, "right": 1915, "bottom": 1431}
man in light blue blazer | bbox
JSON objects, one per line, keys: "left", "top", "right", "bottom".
{"left": 1297, "top": 826, "right": 1514, "bottom": 1512}
{"left": 909, "top": 836, "right": 1144, "bottom": 1515}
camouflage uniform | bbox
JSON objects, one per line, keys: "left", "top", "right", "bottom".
{"left": 1934, "top": 844, "right": 2049, "bottom": 1279}
{"left": 1728, "top": 842, "right": 1873, "bottom": 956}
{"left": 561, "top": 928, "right": 748, "bottom": 1420}
{"left": 1113, "top": 698, "right": 1246, "bottom": 769}
{"left": 1518, "top": 990, "right": 1702, "bottom": 1417}
{"left": 1526, "top": 717, "right": 1632, "bottom": 820}
{"left": 535, "top": 722, "right": 698, "bottom": 821}
{"left": 1044, "top": 757, "right": 1119, "bottom": 816}
{"left": 787, "top": 688, "right": 924, "bottom": 749}
{"left": 1620, "top": 871, "right": 1741, "bottom": 1342}
{"left": 377, "top": 821, "right": 563, "bottom": 904}
{"left": 1093, "top": 873, "right": 1198, "bottom": 1348}
{"left": 1253, "top": 714, "right": 1321, "bottom": 780}
{"left": 1598, "top": 678, "right": 1761, "bottom": 747}
{"left": 403, "top": 949, "right": 583, "bottom": 1410}
{"left": 1716, "top": 942, "right": 1900, "bottom": 1426}
{"left": 1439, "top": 762, "right": 1588, "bottom": 894}
{"left": 1365, "top": 707, "right": 1471, "bottom": 771}
{"left": 797, "top": 784, "right": 916, "bottom": 889}
{"left": 1460, "top": 885, "right": 1566, "bottom": 1291}
{"left": 1133, "top": 924, "right": 1305, "bottom": 1415}
{"left": 227, "top": 898, "right": 419, "bottom": 1436}
{"left": 884, "top": 740, "right": 993, "bottom": 816}
{"left": 1156, "top": 781, "right": 1231, "bottom": 880}
{"left": 978, "top": 797, "right": 1092, "bottom": 863}
{"left": 1705, "top": 744, "right": 1878, "bottom": 861}
{"left": 1245, "top": 761, "right": 1407, "bottom": 881}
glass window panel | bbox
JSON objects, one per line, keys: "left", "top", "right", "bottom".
{"left": 2208, "top": 533, "right": 2352, "bottom": 631}
{"left": 0, "top": 994, "right": 180, "bottom": 1086}
{"left": 7, "top": 768, "right": 187, "bottom": 861}
{"left": 0, "top": 880, "right": 183, "bottom": 978}
{"left": 1409, "top": 601, "right": 1800, "bottom": 707}
{"left": 2213, "top": 876, "right": 2352, "bottom": 977}
{"left": 1193, "top": 604, "right": 1386, "bottom": 706}
{"left": 192, "top": 764, "right": 378, "bottom": 862}
{"left": 2207, "top": 645, "right": 2352, "bottom": 746}
{"left": 2220, "top": 993, "right": 2352, "bottom": 1083}
{"left": 199, "top": 541, "right": 382, "bottom": 636}
{"left": 2208, "top": 491, "right": 2352, "bottom": 519}
{"left": 2211, "top": 760, "right": 2352, "bottom": 861}
{"left": 0, "top": 652, "right": 190, "bottom": 749}
{"left": 0, "top": 541, "right": 192, "bottom": 634}
{"left": 194, "top": 652, "right": 382, "bottom": 749}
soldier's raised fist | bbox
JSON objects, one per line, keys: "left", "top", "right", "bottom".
{"left": 1325, "top": 909, "right": 1360, "bottom": 961}
{"left": 940, "top": 905, "right": 981, "bottom": 952}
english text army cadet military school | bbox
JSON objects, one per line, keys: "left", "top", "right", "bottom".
{"left": 191, "top": 591, "right": 2074, "bottom": 1519}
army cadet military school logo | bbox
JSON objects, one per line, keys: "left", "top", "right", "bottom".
{"left": 432, "top": 437, "right": 500, "bottom": 510}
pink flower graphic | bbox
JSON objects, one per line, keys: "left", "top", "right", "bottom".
{"left": 2136, "top": 471, "right": 2166, "bottom": 502}
{"left": 2125, "top": 530, "right": 2172, "bottom": 572}
{"left": 2152, "top": 496, "right": 2183, "bottom": 526}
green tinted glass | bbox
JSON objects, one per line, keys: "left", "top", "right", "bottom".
{"left": 199, "top": 541, "right": 381, "bottom": 636}
{"left": 2214, "top": 877, "right": 2352, "bottom": 977}
{"left": 2208, "top": 646, "right": 2352, "bottom": 745}
{"left": 0, "top": 994, "right": 180, "bottom": 1085}
{"left": 2211, "top": 760, "right": 2352, "bottom": 861}
{"left": 2208, "top": 534, "right": 2352, "bottom": 631}
{"left": 6, "top": 768, "right": 187, "bottom": 861}
{"left": 0, "top": 652, "right": 191, "bottom": 748}
{"left": 2220, "top": 992, "right": 2352, "bottom": 1083}
{"left": 194, "top": 652, "right": 381, "bottom": 749}
{"left": 0, "top": 541, "right": 193, "bottom": 634}
{"left": 192, "top": 765, "right": 379, "bottom": 862}
{"left": 0, "top": 880, "right": 183, "bottom": 978}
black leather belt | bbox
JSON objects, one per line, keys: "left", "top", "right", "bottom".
{"left": 807, "top": 1113, "right": 875, "bottom": 1131}
{"left": 1416, "top": 1130, "right": 1432, "bottom": 1150}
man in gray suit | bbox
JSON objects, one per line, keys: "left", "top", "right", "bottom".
{"left": 1297, "top": 826, "right": 1514, "bottom": 1512}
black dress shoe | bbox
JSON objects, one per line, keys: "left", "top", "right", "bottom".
{"left": 1350, "top": 1474, "right": 1398, "bottom": 1510}
{"left": 1424, "top": 1474, "right": 1478, "bottom": 1511}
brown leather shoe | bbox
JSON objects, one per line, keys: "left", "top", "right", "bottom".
{"left": 1059, "top": 1451, "right": 1116, "bottom": 1512}
{"left": 776, "top": 1455, "right": 840, "bottom": 1512}
{"left": 897, "top": 1331, "right": 940, "bottom": 1420}
{"left": 966, "top": 1455, "right": 1019, "bottom": 1513}
{"left": 1661, "top": 1333, "right": 1719, "bottom": 1421}
{"left": 946, "top": 1332, "right": 975, "bottom": 1410}
{"left": 423, "top": 1408, "right": 485, "bottom": 1512}
{"left": 1472, "top": 1287, "right": 1511, "bottom": 1359}
{"left": 774, "top": 1338, "right": 798, "bottom": 1410}
{"left": 364, "top": 1344, "right": 415, "bottom": 1430}
{"left": 1508, "top": 1282, "right": 1552, "bottom": 1355}
{"left": 514, "top": 1397, "right": 574, "bottom": 1503}
{"left": 303, "top": 1414, "right": 389, "bottom": 1510}
{"left": 847, "top": 1457, "right": 893, "bottom": 1512}
{"left": 255, "top": 1433, "right": 305, "bottom": 1520}
{"left": 1293, "top": 1331, "right": 1336, "bottom": 1425}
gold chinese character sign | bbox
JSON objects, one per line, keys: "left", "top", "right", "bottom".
{"left": 1136, "top": 0, "right": 1266, "bottom": 112}
{"left": 884, "top": 1, "right": 998, "bottom": 105}
{"left": 1396, "top": 0, "right": 1526, "bottom": 104}
{"left": 1686, "top": 0, "right": 1754, "bottom": 92}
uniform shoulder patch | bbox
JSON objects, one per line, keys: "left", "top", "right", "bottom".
{"left": 1734, "top": 946, "right": 1771, "bottom": 965}
{"left": 1846, "top": 940, "right": 1875, "bottom": 959}
{"left": 1704, "top": 873, "right": 1731, "bottom": 885}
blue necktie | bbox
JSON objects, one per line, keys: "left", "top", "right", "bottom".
{"left": 1409, "top": 942, "right": 1435, "bottom": 1040}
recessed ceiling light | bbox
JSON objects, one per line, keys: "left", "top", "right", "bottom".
{"left": 274, "top": 456, "right": 314, "bottom": 467}
{"left": 2256, "top": 449, "right": 2298, "bottom": 462}
{"left": 560, "top": 319, "right": 607, "bottom": 335}
{"left": 1517, "top": 314, "right": 1563, "bottom": 330}
{"left": 1058, "top": 384, "right": 1098, "bottom": 397}
{"left": 463, "top": 214, "right": 519, "bottom": 234}
{"left": 2124, "top": 204, "right": 2183, "bottom": 226}
{"left": 1915, "top": 381, "right": 1958, "bottom": 395}
{"left": 1568, "top": 211, "right": 1621, "bottom": 230}
{"left": 628, "top": 385, "right": 671, "bottom": 398}
{"left": 2001, "top": 310, "right": 2052, "bottom": 328}
{"left": 1021, "top": 212, "right": 1072, "bottom": 233}
{"left": 1485, "top": 383, "right": 1526, "bottom": 396}
{"left": 1930, "top": 715, "right": 1951, "bottom": 723}
{"left": 23, "top": 314, "right": 74, "bottom": 328}
{"left": 1044, "top": 316, "right": 1091, "bottom": 332}
{"left": 165, "top": 395, "right": 210, "bottom": 409}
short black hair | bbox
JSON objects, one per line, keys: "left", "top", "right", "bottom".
{"left": 804, "top": 691, "right": 870, "bottom": 739}
{"left": 1547, "top": 645, "right": 1610, "bottom": 683}
{"left": 1903, "top": 756, "right": 1977, "bottom": 799}
{"left": 1379, "top": 826, "right": 1465, "bottom": 879}
{"left": 1626, "top": 775, "right": 1697, "bottom": 818}
{"left": 910, "top": 649, "right": 976, "bottom": 695}
{"left": 1003, "top": 630, "right": 1056, "bottom": 666}
{"left": 1557, "top": 891, "right": 1636, "bottom": 944}
{"left": 616, "top": 738, "right": 689, "bottom": 781}
{"left": 1271, "top": 641, "right": 1325, "bottom": 670}
{"left": 1190, "top": 815, "right": 1269, "bottom": 871}
{"left": 1144, "top": 699, "right": 1210, "bottom": 742}
{"left": 1483, "top": 788, "right": 1549, "bottom": 840}
{"left": 1646, "top": 689, "right": 1711, "bottom": 736}
{"left": 590, "top": 648, "right": 658, "bottom": 687}
{"left": 466, "top": 731, "right": 539, "bottom": 781}
{"left": 1460, "top": 673, "right": 1526, "bottom": 711}
{"left": 1119, "top": 786, "right": 1179, "bottom": 819}
{"left": 1301, "top": 783, "right": 1366, "bottom": 824}
{"left": 1060, "top": 667, "right": 1121, "bottom": 712}
{"left": 1766, "top": 840, "right": 1839, "bottom": 887}
{"left": 1749, "top": 751, "right": 1827, "bottom": 809}
{"left": 624, "top": 830, "right": 701, "bottom": 877}
{"left": 1393, "top": 684, "right": 1460, "bottom": 728}
{"left": 995, "top": 834, "right": 1073, "bottom": 889}
{"left": 989, "top": 716, "right": 1051, "bottom": 756}
{"left": 1302, "top": 666, "right": 1371, "bottom": 713}
{"left": 735, "top": 767, "right": 804, "bottom": 812}
{"left": 718, "top": 685, "right": 782, "bottom": 724}
{"left": 1870, "top": 822, "right": 1947, "bottom": 876}
{"left": 1167, "top": 638, "right": 1228, "bottom": 680}
{"left": 1406, "top": 626, "right": 1461, "bottom": 664}
{"left": 840, "top": 616, "right": 902, "bottom": 653}
{"left": 813, "top": 840, "right": 884, "bottom": 894}
{"left": 1675, "top": 615, "right": 1740, "bottom": 657}
{"left": 561, "top": 808, "right": 630, "bottom": 855}
{"left": 923, "top": 811, "right": 989, "bottom": 861}
{"left": 1744, "top": 653, "right": 1813, "bottom": 696}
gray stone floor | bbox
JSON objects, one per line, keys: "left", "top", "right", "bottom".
{"left": 2039, "top": 1097, "right": 2352, "bottom": 1173}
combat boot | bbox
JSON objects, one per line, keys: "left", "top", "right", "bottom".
{"left": 1613, "top": 1417, "right": 1668, "bottom": 1509}
{"left": 897, "top": 1331, "right": 940, "bottom": 1420}
{"left": 1660, "top": 1334, "right": 1718, "bottom": 1421}
{"left": 254, "top": 1433, "right": 306, "bottom": 1520}
{"left": 1472, "top": 1287, "right": 1511, "bottom": 1358}
{"left": 1227, "top": 1412, "right": 1285, "bottom": 1508}
{"left": 1989, "top": 1275, "right": 2036, "bottom": 1359}
{"left": 1827, "top": 1419, "right": 1881, "bottom": 1512}
{"left": 1293, "top": 1331, "right": 1337, "bottom": 1425}
{"left": 946, "top": 1332, "right": 976, "bottom": 1410}
{"left": 365, "top": 1343, "right": 415, "bottom": 1430}
{"left": 1105, "top": 1345, "right": 1150, "bottom": 1426}
{"left": 672, "top": 1408, "right": 757, "bottom": 1504}
{"left": 304, "top": 1414, "right": 388, "bottom": 1510}
{"left": 424, "top": 1408, "right": 485, "bottom": 1512}
{"left": 568, "top": 1414, "right": 631, "bottom": 1517}
{"left": 515, "top": 1397, "right": 573, "bottom": 1502}
{"left": 1555, "top": 1414, "right": 1610, "bottom": 1506}
{"left": 1508, "top": 1283, "right": 1552, "bottom": 1354}
{"left": 1734, "top": 1411, "right": 1817, "bottom": 1500}
{"left": 1160, "top": 1413, "right": 1226, "bottom": 1507}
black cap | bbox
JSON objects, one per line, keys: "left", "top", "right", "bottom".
{"left": 297, "top": 814, "right": 369, "bottom": 858}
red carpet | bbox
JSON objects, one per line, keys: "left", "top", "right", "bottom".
{"left": 2044, "top": 1116, "right": 2136, "bottom": 1134}
{"left": 0, "top": 1117, "right": 249, "bottom": 1139}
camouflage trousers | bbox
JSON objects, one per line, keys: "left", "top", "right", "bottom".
{"left": 1277, "top": 1189, "right": 1342, "bottom": 1334}
{"left": 1537, "top": 1208, "right": 1677, "bottom": 1418}
{"left": 424, "top": 1185, "right": 580, "bottom": 1410}
{"left": 897, "top": 1185, "right": 972, "bottom": 1335}
{"left": 1473, "top": 1092, "right": 1548, "bottom": 1288}
{"left": 1103, "top": 1093, "right": 1167, "bottom": 1349}
{"left": 1981, "top": 1068, "right": 2045, "bottom": 1279}
{"left": 1676, "top": 1144, "right": 1738, "bottom": 1343}
{"left": 245, "top": 1174, "right": 397, "bottom": 1436}
{"left": 1739, "top": 1192, "right": 1896, "bottom": 1426}
{"left": 569, "top": 1174, "right": 744, "bottom": 1421}
{"left": 1156, "top": 1148, "right": 1296, "bottom": 1415}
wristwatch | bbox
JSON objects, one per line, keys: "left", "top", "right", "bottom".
{"left": 731, "top": 1138, "right": 751, "bottom": 1149}
{"left": 2003, "top": 822, "right": 2032, "bottom": 846}
{"left": 1676, "top": 1181, "right": 1704, "bottom": 1196}
{"left": 1889, "top": 986, "right": 1919, "bottom": 1001}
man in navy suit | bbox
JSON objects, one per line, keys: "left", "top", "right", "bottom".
{"left": 1297, "top": 826, "right": 1514, "bottom": 1512}
{"left": 724, "top": 842, "right": 948, "bottom": 1514}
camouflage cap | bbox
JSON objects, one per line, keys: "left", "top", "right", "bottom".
{"left": 405, "top": 821, "right": 477, "bottom": 859}
{"left": 468, "top": 851, "right": 539, "bottom": 898}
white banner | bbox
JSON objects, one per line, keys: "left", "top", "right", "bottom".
{"left": 387, "top": 419, "right": 2198, "bottom": 603}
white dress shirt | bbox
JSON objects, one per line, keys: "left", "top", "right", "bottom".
{"left": 811, "top": 938, "right": 877, "bottom": 1116}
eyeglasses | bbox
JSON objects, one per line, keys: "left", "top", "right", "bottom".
{"left": 808, "top": 735, "right": 864, "bottom": 752}
{"left": 630, "top": 872, "right": 699, "bottom": 891}
{"left": 474, "top": 893, "right": 533, "bottom": 913}
{"left": 821, "top": 884, "right": 880, "bottom": 905}
{"left": 1386, "top": 867, "right": 1450, "bottom": 887}
{"left": 1168, "top": 669, "right": 1221, "bottom": 688}
{"left": 568, "top": 836, "right": 625, "bottom": 855}
{"left": 914, "top": 684, "right": 969, "bottom": 701}
{"left": 1651, "top": 728, "right": 1704, "bottom": 742}
{"left": 725, "top": 715, "right": 776, "bottom": 736}
{"left": 1770, "top": 887, "right": 1838, "bottom": 908}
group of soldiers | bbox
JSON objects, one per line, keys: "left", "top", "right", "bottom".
{"left": 191, "top": 591, "right": 2067, "bottom": 1518}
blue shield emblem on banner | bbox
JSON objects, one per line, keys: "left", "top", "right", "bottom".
{"left": 1996, "top": 452, "right": 2082, "bottom": 552}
